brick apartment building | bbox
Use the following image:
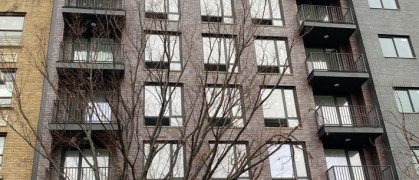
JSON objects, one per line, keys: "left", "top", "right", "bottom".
{"left": 28, "top": 0, "right": 418, "bottom": 179}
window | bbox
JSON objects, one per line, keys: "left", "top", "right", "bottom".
{"left": 202, "top": 36, "right": 238, "bottom": 72}
{"left": 145, "top": 33, "right": 182, "bottom": 70}
{"left": 254, "top": 39, "right": 289, "bottom": 73}
{"left": 411, "top": 146, "right": 419, "bottom": 176}
{"left": 144, "top": 143, "right": 184, "bottom": 179}
{"left": 368, "top": 0, "right": 398, "bottom": 9}
{"left": 144, "top": 85, "right": 183, "bottom": 126}
{"left": 394, "top": 88, "right": 419, "bottom": 113}
{"left": 63, "top": 149, "right": 110, "bottom": 180}
{"left": 200, "top": 0, "right": 233, "bottom": 23}
{"left": 0, "top": 136, "right": 5, "bottom": 172}
{"left": 379, "top": 36, "right": 414, "bottom": 58}
{"left": 261, "top": 88, "right": 298, "bottom": 127}
{"left": 268, "top": 143, "right": 308, "bottom": 179}
{"left": 145, "top": 0, "right": 180, "bottom": 20}
{"left": 206, "top": 86, "right": 243, "bottom": 127}
{"left": 0, "top": 15, "right": 24, "bottom": 46}
{"left": 249, "top": 0, "right": 283, "bottom": 26}
{"left": 324, "top": 149, "right": 364, "bottom": 180}
{"left": 0, "top": 71, "right": 14, "bottom": 106}
{"left": 210, "top": 143, "right": 249, "bottom": 179}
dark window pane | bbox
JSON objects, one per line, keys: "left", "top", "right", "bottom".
{"left": 145, "top": 117, "right": 170, "bottom": 126}
{"left": 258, "top": 65, "right": 279, "bottom": 73}
{"left": 264, "top": 118, "right": 287, "bottom": 127}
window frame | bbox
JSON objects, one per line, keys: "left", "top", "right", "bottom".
{"left": 144, "top": 0, "right": 181, "bottom": 20}
{"left": 0, "top": 136, "right": 5, "bottom": 172}
{"left": 261, "top": 87, "right": 300, "bottom": 127}
{"left": 209, "top": 142, "right": 250, "bottom": 179}
{"left": 267, "top": 142, "right": 310, "bottom": 180}
{"left": 205, "top": 85, "right": 245, "bottom": 127}
{"left": 411, "top": 146, "right": 419, "bottom": 176}
{"left": 254, "top": 38, "right": 291, "bottom": 74}
{"left": 202, "top": 35, "right": 239, "bottom": 72}
{"left": 0, "top": 13, "right": 25, "bottom": 46}
{"left": 378, "top": 35, "right": 415, "bottom": 58}
{"left": 144, "top": 142, "right": 185, "bottom": 179}
{"left": 144, "top": 32, "right": 182, "bottom": 70}
{"left": 0, "top": 70, "right": 15, "bottom": 107}
{"left": 368, "top": 0, "right": 399, "bottom": 9}
{"left": 200, "top": 0, "right": 234, "bottom": 23}
{"left": 249, "top": 0, "right": 284, "bottom": 26}
{"left": 393, "top": 88, "right": 419, "bottom": 113}
{"left": 62, "top": 148, "right": 110, "bottom": 180}
{"left": 144, "top": 84, "right": 184, "bottom": 126}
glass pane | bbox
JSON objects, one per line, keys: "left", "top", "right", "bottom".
{"left": 412, "top": 150, "right": 419, "bottom": 175}
{"left": 145, "top": 86, "right": 164, "bottom": 117}
{"left": 171, "top": 87, "right": 183, "bottom": 116}
{"left": 203, "top": 37, "right": 224, "bottom": 65}
{"left": 173, "top": 145, "right": 184, "bottom": 178}
{"left": 394, "top": 90, "right": 413, "bottom": 113}
{"left": 314, "top": 95, "right": 335, "bottom": 106}
{"left": 201, "top": 0, "right": 221, "bottom": 16}
{"left": 382, "top": 0, "right": 398, "bottom": 9}
{"left": 254, "top": 40, "right": 277, "bottom": 66}
{"left": 324, "top": 149, "right": 348, "bottom": 169}
{"left": 223, "top": 0, "right": 233, "bottom": 16}
{"left": 0, "top": 31, "right": 22, "bottom": 45}
{"left": 145, "top": 0, "right": 165, "bottom": 12}
{"left": 268, "top": 144, "right": 294, "bottom": 178}
{"left": 262, "top": 89, "right": 285, "bottom": 118}
{"left": 394, "top": 38, "right": 413, "bottom": 58}
{"left": 168, "top": 0, "right": 179, "bottom": 13}
{"left": 146, "top": 144, "right": 171, "bottom": 179}
{"left": 409, "top": 90, "right": 419, "bottom": 112}
{"left": 270, "top": 0, "right": 282, "bottom": 19}
{"left": 368, "top": 0, "right": 383, "bottom": 8}
{"left": 0, "top": 137, "right": 5, "bottom": 155}
{"left": 294, "top": 145, "right": 307, "bottom": 177}
{"left": 348, "top": 150, "right": 365, "bottom": 180}
{"left": 379, "top": 38, "right": 397, "bottom": 57}
{"left": 146, "top": 35, "right": 165, "bottom": 62}
{"left": 206, "top": 87, "right": 224, "bottom": 118}
{"left": 211, "top": 143, "right": 231, "bottom": 178}
{"left": 226, "top": 38, "right": 237, "bottom": 72}
{"left": 0, "top": 17, "right": 24, "bottom": 30}
{"left": 65, "top": 151, "right": 80, "bottom": 168}
{"left": 86, "top": 102, "right": 112, "bottom": 123}
{"left": 169, "top": 35, "right": 181, "bottom": 70}
{"left": 284, "top": 89, "right": 297, "bottom": 118}
{"left": 250, "top": 0, "right": 270, "bottom": 19}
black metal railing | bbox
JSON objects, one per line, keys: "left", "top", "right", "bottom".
{"left": 297, "top": 4, "right": 354, "bottom": 25}
{"left": 52, "top": 100, "right": 115, "bottom": 124}
{"left": 64, "top": 0, "right": 125, "bottom": 10}
{"left": 306, "top": 52, "right": 367, "bottom": 74}
{"left": 59, "top": 41, "right": 124, "bottom": 64}
{"left": 315, "top": 106, "right": 381, "bottom": 128}
{"left": 61, "top": 167, "right": 110, "bottom": 180}
{"left": 327, "top": 165, "right": 394, "bottom": 180}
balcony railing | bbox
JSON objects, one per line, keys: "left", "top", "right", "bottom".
{"left": 62, "top": 167, "right": 110, "bottom": 180}
{"left": 297, "top": 5, "right": 354, "bottom": 25}
{"left": 315, "top": 106, "right": 381, "bottom": 128}
{"left": 306, "top": 52, "right": 367, "bottom": 74}
{"left": 64, "top": 0, "right": 125, "bottom": 10}
{"left": 52, "top": 100, "right": 115, "bottom": 124}
{"left": 327, "top": 165, "right": 394, "bottom": 180}
{"left": 59, "top": 41, "right": 124, "bottom": 64}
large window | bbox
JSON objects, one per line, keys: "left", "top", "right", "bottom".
{"left": 144, "top": 85, "right": 183, "bottom": 126}
{"left": 268, "top": 143, "right": 308, "bottom": 179}
{"left": 210, "top": 143, "right": 249, "bottom": 179}
{"left": 144, "top": 143, "right": 184, "bottom": 179}
{"left": 145, "top": 33, "right": 182, "bottom": 70}
{"left": 202, "top": 36, "right": 237, "bottom": 72}
{"left": 379, "top": 36, "right": 414, "bottom": 58}
{"left": 368, "top": 0, "right": 398, "bottom": 9}
{"left": 206, "top": 87, "right": 243, "bottom": 127}
{"left": 0, "top": 16, "right": 24, "bottom": 46}
{"left": 254, "top": 39, "right": 289, "bottom": 73}
{"left": 0, "top": 71, "right": 14, "bottom": 106}
{"left": 411, "top": 146, "right": 419, "bottom": 176}
{"left": 394, "top": 88, "right": 419, "bottom": 113}
{"left": 145, "top": 0, "right": 180, "bottom": 20}
{"left": 72, "top": 38, "right": 116, "bottom": 63}
{"left": 63, "top": 149, "right": 110, "bottom": 180}
{"left": 249, "top": 0, "right": 283, "bottom": 26}
{"left": 0, "top": 136, "right": 5, "bottom": 172}
{"left": 261, "top": 88, "right": 298, "bottom": 127}
{"left": 200, "top": 0, "right": 233, "bottom": 23}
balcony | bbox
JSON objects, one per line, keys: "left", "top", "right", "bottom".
{"left": 62, "top": 0, "right": 125, "bottom": 16}
{"left": 297, "top": 5, "right": 356, "bottom": 46}
{"left": 315, "top": 106, "right": 383, "bottom": 144}
{"left": 49, "top": 100, "right": 119, "bottom": 131}
{"left": 327, "top": 166, "right": 395, "bottom": 180}
{"left": 306, "top": 53, "right": 369, "bottom": 92}
{"left": 49, "top": 167, "right": 114, "bottom": 180}
{"left": 56, "top": 41, "right": 124, "bottom": 81}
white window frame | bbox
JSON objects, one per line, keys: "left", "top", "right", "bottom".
{"left": 379, "top": 36, "right": 414, "bottom": 58}
{"left": 0, "top": 15, "right": 24, "bottom": 46}
{"left": 145, "top": 33, "right": 182, "bottom": 70}
{"left": 261, "top": 88, "right": 299, "bottom": 127}
{"left": 144, "top": 85, "right": 183, "bottom": 126}
{"left": 249, "top": 0, "right": 283, "bottom": 26}
{"left": 268, "top": 143, "right": 308, "bottom": 179}
{"left": 206, "top": 86, "right": 244, "bottom": 127}
{"left": 202, "top": 36, "right": 238, "bottom": 72}
{"left": 200, "top": 0, "right": 234, "bottom": 23}
{"left": 145, "top": 0, "right": 180, "bottom": 20}
{"left": 394, "top": 88, "right": 419, "bottom": 113}
{"left": 254, "top": 39, "right": 290, "bottom": 74}
{"left": 0, "top": 71, "right": 14, "bottom": 106}
{"left": 210, "top": 143, "right": 249, "bottom": 179}
{"left": 144, "top": 143, "right": 184, "bottom": 179}
{"left": 368, "top": 0, "right": 398, "bottom": 9}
